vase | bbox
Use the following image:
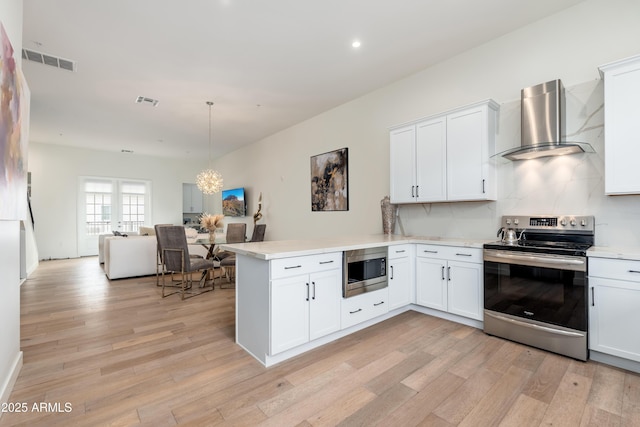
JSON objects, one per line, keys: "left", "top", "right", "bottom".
{"left": 209, "top": 230, "right": 215, "bottom": 242}
{"left": 380, "top": 196, "right": 397, "bottom": 235}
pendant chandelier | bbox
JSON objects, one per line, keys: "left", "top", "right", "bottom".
{"left": 196, "top": 101, "right": 223, "bottom": 194}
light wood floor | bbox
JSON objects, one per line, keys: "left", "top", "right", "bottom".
{"left": 2, "top": 257, "right": 639, "bottom": 426}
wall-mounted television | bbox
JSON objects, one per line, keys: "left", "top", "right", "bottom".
{"left": 222, "top": 187, "right": 246, "bottom": 217}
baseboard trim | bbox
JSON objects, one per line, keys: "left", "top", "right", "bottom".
{"left": 0, "top": 351, "right": 23, "bottom": 418}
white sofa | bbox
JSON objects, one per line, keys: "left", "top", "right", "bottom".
{"left": 103, "top": 235, "right": 157, "bottom": 279}
{"left": 102, "top": 230, "right": 210, "bottom": 280}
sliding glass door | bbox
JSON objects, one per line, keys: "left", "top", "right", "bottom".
{"left": 77, "top": 177, "right": 151, "bottom": 256}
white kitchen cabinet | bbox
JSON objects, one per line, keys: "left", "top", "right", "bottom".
{"left": 270, "top": 253, "right": 342, "bottom": 355}
{"left": 388, "top": 244, "right": 414, "bottom": 310}
{"left": 599, "top": 54, "right": 640, "bottom": 195}
{"left": 588, "top": 257, "right": 640, "bottom": 363}
{"left": 389, "top": 100, "right": 498, "bottom": 204}
{"left": 341, "top": 287, "right": 389, "bottom": 329}
{"left": 182, "top": 183, "right": 203, "bottom": 213}
{"left": 415, "top": 244, "right": 483, "bottom": 321}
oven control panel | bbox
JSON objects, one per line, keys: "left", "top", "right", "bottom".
{"left": 502, "top": 215, "right": 594, "bottom": 232}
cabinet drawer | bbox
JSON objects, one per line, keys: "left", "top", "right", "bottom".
{"left": 416, "top": 244, "right": 482, "bottom": 263}
{"left": 589, "top": 257, "right": 640, "bottom": 283}
{"left": 341, "top": 287, "right": 389, "bottom": 329}
{"left": 271, "top": 252, "right": 342, "bottom": 280}
{"left": 388, "top": 244, "right": 412, "bottom": 259}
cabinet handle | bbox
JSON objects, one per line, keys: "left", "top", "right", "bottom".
{"left": 285, "top": 265, "right": 302, "bottom": 270}
{"left": 628, "top": 270, "right": 640, "bottom": 274}
{"left": 306, "top": 283, "right": 309, "bottom": 301}
{"left": 591, "top": 287, "right": 595, "bottom": 307}
{"left": 350, "top": 308, "right": 362, "bottom": 314}
{"left": 441, "top": 266, "right": 445, "bottom": 281}
{"left": 455, "top": 253, "right": 473, "bottom": 257}
{"left": 395, "top": 249, "right": 406, "bottom": 254}
{"left": 312, "top": 281, "right": 316, "bottom": 300}
{"left": 424, "top": 250, "right": 438, "bottom": 254}
{"left": 319, "top": 260, "right": 334, "bottom": 265}
{"left": 374, "top": 301, "right": 385, "bottom": 306}
{"left": 482, "top": 179, "right": 486, "bottom": 194}
{"left": 448, "top": 266, "right": 451, "bottom": 281}
{"left": 390, "top": 265, "right": 394, "bottom": 280}
{"left": 411, "top": 186, "right": 415, "bottom": 198}
{"left": 416, "top": 185, "right": 419, "bottom": 198}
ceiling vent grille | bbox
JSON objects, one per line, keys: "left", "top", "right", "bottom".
{"left": 22, "top": 48, "right": 77, "bottom": 72}
{"left": 135, "top": 96, "right": 159, "bottom": 107}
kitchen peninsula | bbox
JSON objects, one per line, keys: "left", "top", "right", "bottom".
{"left": 219, "top": 234, "right": 490, "bottom": 367}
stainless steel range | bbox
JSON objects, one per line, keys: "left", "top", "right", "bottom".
{"left": 483, "top": 215, "right": 594, "bottom": 361}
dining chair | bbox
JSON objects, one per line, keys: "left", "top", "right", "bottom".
{"left": 155, "top": 225, "right": 220, "bottom": 300}
{"left": 250, "top": 224, "right": 266, "bottom": 242}
{"left": 218, "top": 223, "right": 247, "bottom": 286}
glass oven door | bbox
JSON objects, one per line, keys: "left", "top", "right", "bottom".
{"left": 483, "top": 249, "right": 588, "bottom": 331}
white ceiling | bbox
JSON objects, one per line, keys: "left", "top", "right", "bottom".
{"left": 21, "top": 0, "right": 584, "bottom": 160}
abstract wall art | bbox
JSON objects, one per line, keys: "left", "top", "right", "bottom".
{"left": 310, "top": 147, "right": 348, "bottom": 212}
{"left": 0, "top": 21, "right": 29, "bottom": 220}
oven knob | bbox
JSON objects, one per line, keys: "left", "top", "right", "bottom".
{"left": 506, "top": 219, "right": 511, "bottom": 225}
{"left": 514, "top": 219, "right": 519, "bottom": 225}
{"left": 570, "top": 219, "right": 577, "bottom": 226}
{"left": 560, "top": 219, "right": 567, "bottom": 226}
{"left": 581, "top": 219, "right": 587, "bottom": 226}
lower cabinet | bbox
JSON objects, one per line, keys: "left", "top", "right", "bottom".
{"left": 341, "top": 287, "right": 389, "bottom": 329}
{"left": 270, "top": 254, "right": 342, "bottom": 355}
{"left": 589, "top": 257, "right": 640, "bottom": 363}
{"left": 415, "top": 244, "right": 483, "bottom": 321}
{"left": 388, "top": 244, "right": 414, "bottom": 310}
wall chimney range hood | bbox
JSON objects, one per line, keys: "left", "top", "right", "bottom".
{"left": 500, "top": 79, "right": 594, "bottom": 161}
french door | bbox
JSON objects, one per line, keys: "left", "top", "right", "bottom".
{"left": 77, "top": 177, "right": 151, "bottom": 256}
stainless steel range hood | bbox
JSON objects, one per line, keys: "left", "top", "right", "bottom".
{"left": 500, "top": 79, "right": 594, "bottom": 161}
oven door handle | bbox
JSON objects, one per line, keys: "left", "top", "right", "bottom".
{"left": 484, "top": 250, "right": 586, "bottom": 271}
{"left": 484, "top": 312, "right": 586, "bottom": 338}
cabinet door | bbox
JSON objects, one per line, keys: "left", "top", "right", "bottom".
{"left": 601, "top": 57, "right": 640, "bottom": 194}
{"left": 388, "top": 256, "right": 412, "bottom": 310}
{"left": 309, "top": 269, "right": 342, "bottom": 341}
{"left": 590, "top": 277, "right": 640, "bottom": 362}
{"left": 416, "top": 257, "right": 447, "bottom": 311}
{"left": 416, "top": 116, "right": 447, "bottom": 202}
{"left": 447, "top": 260, "right": 483, "bottom": 321}
{"left": 390, "top": 125, "right": 417, "bottom": 203}
{"left": 182, "top": 183, "right": 203, "bottom": 213}
{"left": 446, "top": 107, "right": 487, "bottom": 201}
{"left": 271, "top": 275, "right": 310, "bottom": 354}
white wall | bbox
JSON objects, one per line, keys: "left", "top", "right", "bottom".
{"left": 213, "top": 0, "right": 640, "bottom": 248}
{"left": 28, "top": 143, "right": 213, "bottom": 260}
{"left": 28, "top": 0, "right": 640, "bottom": 256}
{"left": 0, "top": 0, "right": 24, "bottom": 411}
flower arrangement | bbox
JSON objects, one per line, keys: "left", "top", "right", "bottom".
{"left": 199, "top": 213, "right": 224, "bottom": 232}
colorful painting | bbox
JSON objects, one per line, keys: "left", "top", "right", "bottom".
{"left": 310, "top": 147, "right": 348, "bottom": 211}
{"left": 0, "top": 21, "right": 29, "bottom": 220}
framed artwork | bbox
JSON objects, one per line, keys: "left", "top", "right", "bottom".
{"left": 0, "top": 21, "right": 29, "bottom": 220}
{"left": 310, "top": 147, "right": 348, "bottom": 211}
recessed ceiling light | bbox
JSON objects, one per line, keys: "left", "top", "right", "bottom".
{"left": 351, "top": 40, "right": 361, "bottom": 48}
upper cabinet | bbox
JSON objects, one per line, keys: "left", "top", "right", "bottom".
{"left": 600, "top": 54, "right": 640, "bottom": 195}
{"left": 182, "top": 183, "right": 203, "bottom": 213}
{"left": 390, "top": 100, "right": 498, "bottom": 204}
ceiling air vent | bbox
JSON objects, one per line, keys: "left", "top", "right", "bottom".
{"left": 21, "top": 48, "right": 77, "bottom": 72}
{"left": 135, "top": 96, "right": 159, "bottom": 107}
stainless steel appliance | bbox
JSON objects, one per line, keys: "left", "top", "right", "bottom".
{"left": 343, "top": 247, "right": 387, "bottom": 298}
{"left": 484, "top": 215, "right": 594, "bottom": 361}
{"left": 499, "top": 79, "right": 595, "bottom": 161}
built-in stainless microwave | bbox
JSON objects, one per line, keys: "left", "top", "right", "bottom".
{"left": 343, "top": 247, "right": 387, "bottom": 298}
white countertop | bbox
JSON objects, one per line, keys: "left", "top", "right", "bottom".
{"left": 588, "top": 246, "right": 640, "bottom": 261}
{"left": 219, "top": 234, "right": 492, "bottom": 260}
